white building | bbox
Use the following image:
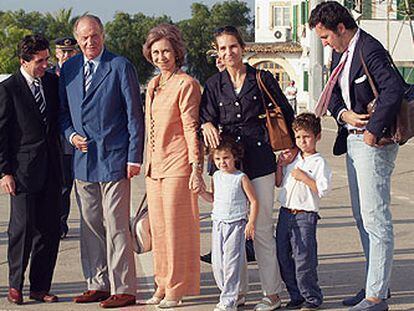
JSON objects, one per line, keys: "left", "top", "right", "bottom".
{"left": 246, "top": 0, "right": 414, "bottom": 110}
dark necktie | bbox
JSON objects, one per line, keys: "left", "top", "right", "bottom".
{"left": 33, "top": 78, "right": 47, "bottom": 123}
{"left": 84, "top": 61, "right": 94, "bottom": 92}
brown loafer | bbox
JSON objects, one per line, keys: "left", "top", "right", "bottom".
{"left": 29, "top": 291, "right": 58, "bottom": 303}
{"left": 7, "top": 288, "right": 23, "bottom": 305}
{"left": 74, "top": 290, "right": 111, "bottom": 303}
{"left": 99, "top": 294, "right": 136, "bottom": 308}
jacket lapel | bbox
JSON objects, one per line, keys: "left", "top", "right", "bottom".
{"left": 16, "top": 71, "right": 45, "bottom": 126}
{"left": 83, "top": 50, "right": 111, "bottom": 103}
{"left": 349, "top": 30, "right": 365, "bottom": 86}
{"left": 220, "top": 70, "right": 237, "bottom": 101}
{"left": 41, "top": 75, "right": 53, "bottom": 132}
{"left": 237, "top": 65, "right": 256, "bottom": 99}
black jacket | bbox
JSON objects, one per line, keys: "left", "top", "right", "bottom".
{"left": 200, "top": 64, "right": 294, "bottom": 179}
{"left": 0, "top": 71, "right": 62, "bottom": 193}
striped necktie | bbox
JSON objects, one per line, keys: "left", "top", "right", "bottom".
{"left": 314, "top": 50, "right": 349, "bottom": 117}
{"left": 33, "top": 78, "right": 47, "bottom": 123}
{"left": 84, "top": 61, "right": 94, "bottom": 92}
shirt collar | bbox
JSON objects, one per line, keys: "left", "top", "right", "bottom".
{"left": 83, "top": 48, "right": 104, "bottom": 68}
{"left": 346, "top": 28, "right": 360, "bottom": 55}
{"left": 20, "top": 66, "right": 37, "bottom": 86}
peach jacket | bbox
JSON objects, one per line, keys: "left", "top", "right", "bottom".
{"left": 144, "top": 70, "right": 201, "bottom": 179}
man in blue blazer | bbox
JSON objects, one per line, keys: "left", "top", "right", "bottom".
{"left": 59, "top": 14, "right": 144, "bottom": 309}
{"left": 309, "top": 2, "right": 405, "bottom": 311}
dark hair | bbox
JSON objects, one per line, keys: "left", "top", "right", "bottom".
{"left": 309, "top": 1, "right": 357, "bottom": 31}
{"left": 292, "top": 113, "right": 322, "bottom": 136}
{"left": 209, "top": 135, "right": 244, "bottom": 160}
{"left": 213, "top": 25, "right": 246, "bottom": 49}
{"left": 18, "top": 34, "right": 50, "bottom": 61}
{"left": 73, "top": 14, "right": 104, "bottom": 37}
{"left": 143, "top": 24, "right": 186, "bottom": 68}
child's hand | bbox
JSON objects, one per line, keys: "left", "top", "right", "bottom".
{"left": 278, "top": 148, "right": 297, "bottom": 166}
{"left": 291, "top": 168, "right": 308, "bottom": 182}
{"left": 245, "top": 221, "right": 255, "bottom": 240}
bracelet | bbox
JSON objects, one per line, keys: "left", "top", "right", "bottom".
{"left": 191, "top": 162, "right": 202, "bottom": 170}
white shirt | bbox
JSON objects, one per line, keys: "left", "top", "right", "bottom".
{"left": 278, "top": 152, "right": 332, "bottom": 212}
{"left": 337, "top": 29, "right": 364, "bottom": 130}
{"left": 20, "top": 66, "right": 45, "bottom": 100}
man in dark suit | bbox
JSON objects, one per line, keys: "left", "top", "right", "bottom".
{"left": 0, "top": 34, "right": 62, "bottom": 305}
{"left": 48, "top": 36, "right": 79, "bottom": 239}
{"left": 59, "top": 15, "right": 144, "bottom": 309}
{"left": 309, "top": 3, "right": 405, "bottom": 311}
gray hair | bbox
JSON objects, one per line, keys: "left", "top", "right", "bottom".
{"left": 73, "top": 14, "right": 104, "bottom": 37}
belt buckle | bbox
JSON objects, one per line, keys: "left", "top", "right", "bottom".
{"left": 291, "top": 209, "right": 299, "bottom": 215}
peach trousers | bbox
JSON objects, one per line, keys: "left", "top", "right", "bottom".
{"left": 146, "top": 176, "right": 200, "bottom": 299}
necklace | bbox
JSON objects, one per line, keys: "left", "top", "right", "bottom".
{"left": 158, "top": 69, "right": 178, "bottom": 90}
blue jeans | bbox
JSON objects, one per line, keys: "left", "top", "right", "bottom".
{"left": 276, "top": 208, "right": 322, "bottom": 306}
{"left": 346, "top": 134, "right": 398, "bottom": 299}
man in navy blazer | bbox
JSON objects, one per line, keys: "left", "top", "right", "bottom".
{"left": 310, "top": 3, "right": 405, "bottom": 311}
{"left": 59, "top": 14, "right": 144, "bottom": 309}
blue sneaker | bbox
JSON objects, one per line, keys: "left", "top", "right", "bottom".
{"left": 343, "top": 289, "right": 391, "bottom": 306}
{"left": 349, "top": 299, "right": 388, "bottom": 311}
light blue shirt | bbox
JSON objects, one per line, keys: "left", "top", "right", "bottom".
{"left": 212, "top": 170, "right": 248, "bottom": 222}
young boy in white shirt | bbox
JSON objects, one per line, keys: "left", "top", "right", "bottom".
{"left": 275, "top": 113, "right": 332, "bottom": 311}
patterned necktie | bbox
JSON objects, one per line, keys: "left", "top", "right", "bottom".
{"left": 84, "top": 61, "right": 94, "bottom": 92}
{"left": 314, "top": 50, "right": 349, "bottom": 117}
{"left": 33, "top": 78, "right": 47, "bottom": 123}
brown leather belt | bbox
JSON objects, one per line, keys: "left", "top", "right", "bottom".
{"left": 348, "top": 129, "right": 365, "bottom": 135}
{"left": 281, "top": 207, "right": 307, "bottom": 215}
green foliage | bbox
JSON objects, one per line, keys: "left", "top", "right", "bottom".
{"left": 0, "top": 9, "right": 77, "bottom": 74}
{"left": 0, "top": 1, "right": 252, "bottom": 85}
{"left": 398, "top": 0, "right": 414, "bottom": 17}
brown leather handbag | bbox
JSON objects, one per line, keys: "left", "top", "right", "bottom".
{"left": 360, "top": 50, "right": 414, "bottom": 145}
{"left": 256, "top": 70, "right": 294, "bottom": 151}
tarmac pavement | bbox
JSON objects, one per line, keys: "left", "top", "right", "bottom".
{"left": 0, "top": 117, "right": 413, "bottom": 310}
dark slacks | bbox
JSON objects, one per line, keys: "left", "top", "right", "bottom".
{"left": 60, "top": 154, "right": 73, "bottom": 234}
{"left": 7, "top": 170, "right": 61, "bottom": 292}
{"left": 276, "top": 207, "right": 322, "bottom": 306}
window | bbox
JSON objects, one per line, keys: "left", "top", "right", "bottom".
{"left": 255, "top": 61, "right": 291, "bottom": 91}
{"left": 273, "top": 6, "right": 290, "bottom": 27}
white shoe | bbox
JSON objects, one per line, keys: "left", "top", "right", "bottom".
{"left": 157, "top": 298, "right": 182, "bottom": 308}
{"left": 254, "top": 296, "right": 282, "bottom": 311}
{"left": 236, "top": 295, "right": 246, "bottom": 306}
{"left": 214, "top": 303, "right": 237, "bottom": 311}
{"left": 144, "top": 295, "right": 163, "bottom": 305}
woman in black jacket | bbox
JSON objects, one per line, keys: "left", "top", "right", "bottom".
{"left": 200, "top": 26, "right": 295, "bottom": 311}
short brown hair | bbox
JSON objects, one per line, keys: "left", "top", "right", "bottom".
{"left": 143, "top": 24, "right": 186, "bottom": 68}
{"left": 213, "top": 26, "right": 246, "bottom": 49}
{"left": 292, "top": 113, "right": 322, "bottom": 136}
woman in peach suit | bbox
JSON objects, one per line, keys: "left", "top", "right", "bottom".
{"left": 142, "top": 24, "right": 204, "bottom": 308}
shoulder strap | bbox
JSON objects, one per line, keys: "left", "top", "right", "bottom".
{"left": 359, "top": 49, "right": 379, "bottom": 98}
{"left": 256, "top": 70, "right": 280, "bottom": 109}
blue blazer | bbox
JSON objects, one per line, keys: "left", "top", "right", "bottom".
{"left": 329, "top": 30, "right": 405, "bottom": 155}
{"left": 59, "top": 49, "right": 144, "bottom": 182}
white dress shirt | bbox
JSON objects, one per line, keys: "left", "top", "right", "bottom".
{"left": 278, "top": 152, "right": 332, "bottom": 212}
{"left": 20, "top": 67, "right": 45, "bottom": 100}
{"left": 337, "top": 28, "right": 365, "bottom": 130}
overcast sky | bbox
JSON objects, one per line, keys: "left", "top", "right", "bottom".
{"left": 0, "top": 0, "right": 254, "bottom": 22}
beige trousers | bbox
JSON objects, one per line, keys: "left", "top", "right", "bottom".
{"left": 74, "top": 178, "right": 136, "bottom": 295}
{"left": 146, "top": 176, "right": 200, "bottom": 299}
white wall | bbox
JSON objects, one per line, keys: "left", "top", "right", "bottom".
{"left": 360, "top": 19, "right": 414, "bottom": 62}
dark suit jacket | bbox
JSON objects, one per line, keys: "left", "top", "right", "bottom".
{"left": 200, "top": 64, "right": 295, "bottom": 179}
{"left": 329, "top": 30, "right": 405, "bottom": 154}
{"left": 0, "top": 70, "right": 62, "bottom": 193}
